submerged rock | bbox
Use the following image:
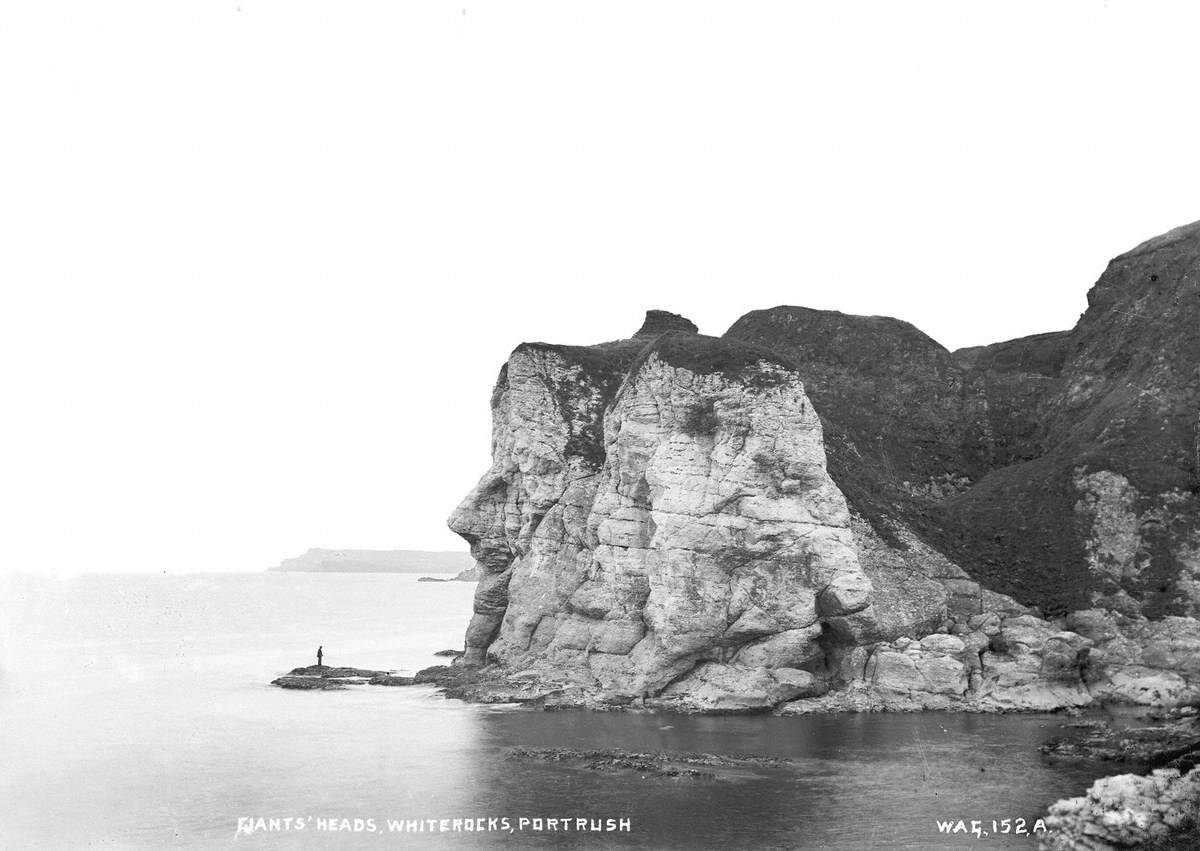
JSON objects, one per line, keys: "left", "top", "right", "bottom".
{"left": 272, "top": 676, "right": 350, "bottom": 690}
{"left": 368, "top": 675, "right": 415, "bottom": 686}
{"left": 1040, "top": 717, "right": 1200, "bottom": 769}
{"left": 505, "top": 747, "right": 796, "bottom": 781}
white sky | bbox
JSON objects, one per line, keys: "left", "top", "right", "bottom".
{"left": 3, "top": 1, "right": 1200, "bottom": 574}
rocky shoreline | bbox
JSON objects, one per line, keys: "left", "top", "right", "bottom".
{"left": 423, "top": 220, "right": 1200, "bottom": 845}
{"left": 276, "top": 653, "right": 1200, "bottom": 721}
{"left": 388, "top": 604, "right": 1200, "bottom": 718}
{"left": 1039, "top": 768, "right": 1200, "bottom": 849}
{"left": 1033, "top": 709, "right": 1200, "bottom": 849}
{"left": 1041, "top": 711, "right": 1200, "bottom": 771}
{"left": 271, "top": 665, "right": 414, "bottom": 690}
{"left": 271, "top": 659, "right": 1200, "bottom": 844}
{"left": 441, "top": 298, "right": 1200, "bottom": 716}
{"left": 275, "top": 220, "right": 1200, "bottom": 845}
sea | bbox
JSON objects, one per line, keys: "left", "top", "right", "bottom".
{"left": 0, "top": 572, "right": 1120, "bottom": 849}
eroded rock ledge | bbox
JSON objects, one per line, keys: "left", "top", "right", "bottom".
{"left": 272, "top": 665, "right": 413, "bottom": 690}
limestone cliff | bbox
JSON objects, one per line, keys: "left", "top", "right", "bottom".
{"left": 447, "top": 323, "right": 872, "bottom": 710}
{"left": 444, "top": 222, "right": 1200, "bottom": 713}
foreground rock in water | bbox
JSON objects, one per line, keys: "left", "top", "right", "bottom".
{"left": 1038, "top": 768, "right": 1200, "bottom": 850}
{"left": 273, "top": 676, "right": 352, "bottom": 690}
{"left": 444, "top": 222, "right": 1200, "bottom": 714}
{"left": 284, "top": 665, "right": 389, "bottom": 677}
{"left": 270, "top": 665, "right": 413, "bottom": 689}
{"left": 1036, "top": 711, "right": 1200, "bottom": 848}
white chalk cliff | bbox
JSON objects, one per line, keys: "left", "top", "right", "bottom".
{"left": 444, "top": 297, "right": 1200, "bottom": 713}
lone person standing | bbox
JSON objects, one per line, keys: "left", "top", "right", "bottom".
{"left": 317, "top": 645, "right": 324, "bottom": 668}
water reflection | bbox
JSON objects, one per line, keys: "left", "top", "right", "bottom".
{"left": 0, "top": 574, "right": 1118, "bottom": 850}
{"left": 467, "top": 710, "right": 1105, "bottom": 850}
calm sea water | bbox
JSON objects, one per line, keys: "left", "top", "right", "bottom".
{"left": 0, "top": 573, "right": 1114, "bottom": 849}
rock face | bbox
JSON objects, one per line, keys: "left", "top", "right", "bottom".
{"left": 1038, "top": 768, "right": 1200, "bottom": 850}
{"left": 445, "top": 222, "right": 1200, "bottom": 713}
{"left": 448, "top": 327, "right": 869, "bottom": 710}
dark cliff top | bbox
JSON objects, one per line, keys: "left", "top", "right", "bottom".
{"left": 516, "top": 310, "right": 796, "bottom": 386}
{"left": 952, "top": 330, "right": 1072, "bottom": 376}
{"left": 634, "top": 331, "right": 798, "bottom": 381}
{"left": 633, "top": 309, "right": 699, "bottom": 337}
{"left": 514, "top": 310, "right": 701, "bottom": 374}
{"left": 1111, "top": 217, "right": 1200, "bottom": 262}
{"left": 724, "top": 304, "right": 950, "bottom": 352}
{"left": 513, "top": 338, "right": 650, "bottom": 384}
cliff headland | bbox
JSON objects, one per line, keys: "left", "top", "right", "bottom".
{"left": 437, "top": 220, "right": 1200, "bottom": 717}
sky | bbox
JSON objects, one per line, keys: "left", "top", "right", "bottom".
{"left": 3, "top": 1, "right": 1200, "bottom": 575}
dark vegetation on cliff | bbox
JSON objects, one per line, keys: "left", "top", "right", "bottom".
{"left": 519, "top": 318, "right": 803, "bottom": 468}
{"left": 482, "top": 220, "right": 1199, "bottom": 620}
{"left": 723, "top": 221, "right": 1200, "bottom": 618}
{"left": 516, "top": 339, "right": 647, "bottom": 468}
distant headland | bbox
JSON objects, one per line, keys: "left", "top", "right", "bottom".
{"left": 269, "top": 548, "right": 474, "bottom": 574}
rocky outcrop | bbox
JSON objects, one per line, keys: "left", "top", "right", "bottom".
{"left": 1036, "top": 708, "right": 1200, "bottom": 848}
{"left": 271, "top": 665, "right": 413, "bottom": 689}
{"left": 1038, "top": 768, "right": 1200, "bottom": 850}
{"left": 447, "top": 324, "right": 871, "bottom": 711}
{"left": 443, "top": 222, "right": 1200, "bottom": 714}
{"left": 1066, "top": 610, "right": 1200, "bottom": 707}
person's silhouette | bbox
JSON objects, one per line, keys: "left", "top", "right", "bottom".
{"left": 317, "top": 645, "right": 323, "bottom": 668}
